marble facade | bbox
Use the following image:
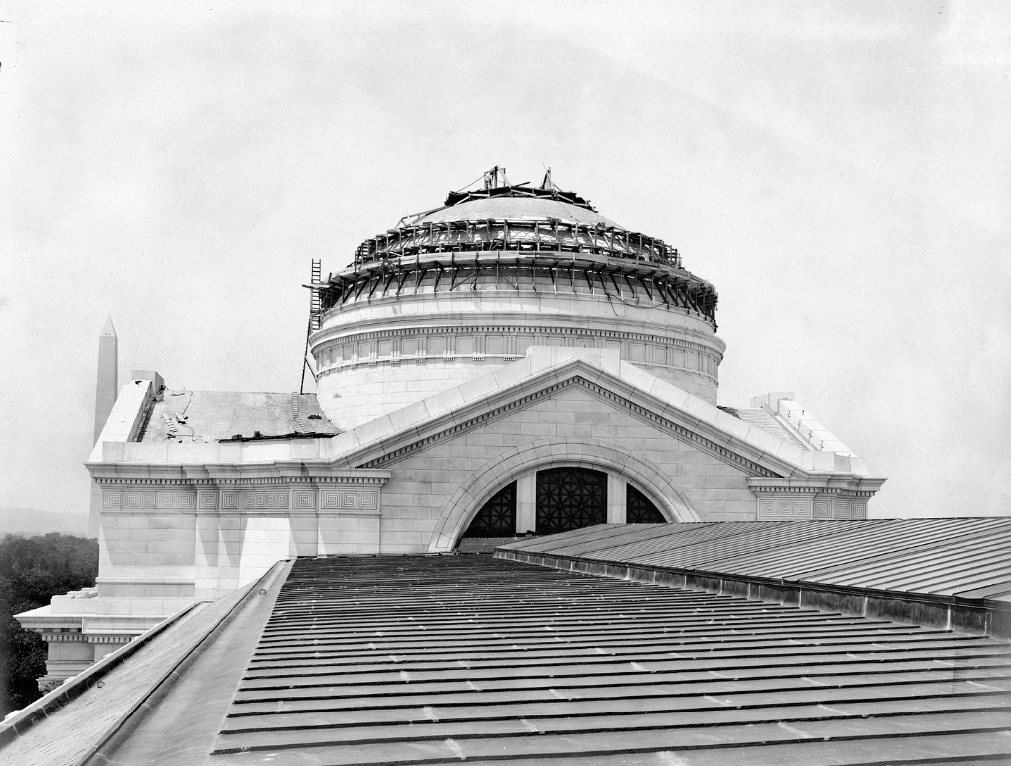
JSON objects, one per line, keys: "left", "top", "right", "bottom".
{"left": 17, "top": 174, "right": 885, "bottom": 688}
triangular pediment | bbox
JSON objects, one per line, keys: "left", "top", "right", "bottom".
{"left": 323, "top": 348, "right": 854, "bottom": 480}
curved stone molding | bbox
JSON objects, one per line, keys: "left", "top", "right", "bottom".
{"left": 314, "top": 326, "right": 720, "bottom": 381}
{"left": 428, "top": 438, "right": 701, "bottom": 552}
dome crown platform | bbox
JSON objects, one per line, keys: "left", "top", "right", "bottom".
{"left": 414, "top": 192, "right": 621, "bottom": 229}
{"left": 349, "top": 170, "right": 687, "bottom": 271}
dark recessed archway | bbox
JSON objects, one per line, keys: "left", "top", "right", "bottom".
{"left": 430, "top": 439, "right": 701, "bottom": 553}
{"left": 461, "top": 481, "right": 517, "bottom": 538}
{"left": 536, "top": 467, "right": 607, "bottom": 534}
{"left": 627, "top": 484, "right": 666, "bottom": 523}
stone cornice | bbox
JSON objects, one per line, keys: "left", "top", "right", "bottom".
{"left": 357, "top": 378, "right": 584, "bottom": 469}
{"left": 39, "top": 633, "right": 90, "bottom": 643}
{"left": 15, "top": 615, "right": 84, "bottom": 631}
{"left": 84, "top": 354, "right": 878, "bottom": 492}
{"left": 575, "top": 378, "right": 782, "bottom": 478}
{"left": 311, "top": 319, "right": 725, "bottom": 358}
{"left": 748, "top": 476, "right": 887, "bottom": 498}
{"left": 346, "top": 358, "right": 811, "bottom": 480}
{"left": 316, "top": 355, "right": 720, "bottom": 390}
{"left": 86, "top": 461, "right": 390, "bottom": 486}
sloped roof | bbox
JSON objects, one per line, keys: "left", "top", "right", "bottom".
{"left": 0, "top": 562, "right": 290, "bottom": 765}
{"left": 498, "top": 518, "right": 1011, "bottom": 604}
{"left": 4, "top": 555, "right": 1009, "bottom": 765}
{"left": 719, "top": 405, "right": 808, "bottom": 448}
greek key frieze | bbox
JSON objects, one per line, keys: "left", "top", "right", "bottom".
{"left": 197, "top": 490, "right": 219, "bottom": 510}
{"left": 758, "top": 498, "right": 812, "bottom": 519}
{"left": 292, "top": 488, "right": 317, "bottom": 509}
{"left": 103, "top": 490, "right": 196, "bottom": 510}
{"left": 240, "top": 491, "right": 289, "bottom": 510}
{"left": 320, "top": 489, "right": 380, "bottom": 512}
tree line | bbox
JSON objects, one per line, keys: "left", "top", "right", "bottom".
{"left": 0, "top": 533, "right": 99, "bottom": 717}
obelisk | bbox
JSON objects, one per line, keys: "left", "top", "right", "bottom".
{"left": 94, "top": 317, "right": 118, "bottom": 443}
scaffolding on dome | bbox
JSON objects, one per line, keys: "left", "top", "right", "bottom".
{"left": 352, "top": 219, "right": 680, "bottom": 269}
{"left": 309, "top": 254, "right": 718, "bottom": 326}
{"left": 303, "top": 170, "right": 720, "bottom": 338}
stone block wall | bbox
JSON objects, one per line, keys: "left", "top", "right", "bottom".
{"left": 312, "top": 287, "right": 724, "bottom": 430}
{"left": 95, "top": 478, "right": 388, "bottom": 602}
{"left": 376, "top": 383, "right": 758, "bottom": 552}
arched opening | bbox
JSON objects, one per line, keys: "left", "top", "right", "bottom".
{"left": 536, "top": 467, "right": 607, "bottom": 534}
{"left": 627, "top": 483, "right": 666, "bottom": 523}
{"left": 457, "top": 481, "right": 518, "bottom": 553}
{"left": 462, "top": 481, "right": 517, "bottom": 537}
{"left": 430, "top": 438, "right": 701, "bottom": 553}
{"left": 453, "top": 469, "right": 675, "bottom": 552}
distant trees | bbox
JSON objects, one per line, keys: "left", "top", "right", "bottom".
{"left": 0, "top": 534, "right": 98, "bottom": 717}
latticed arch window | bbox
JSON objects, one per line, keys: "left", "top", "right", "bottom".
{"left": 626, "top": 484, "right": 666, "bottom": 523}
{"left": 461, "top": 481, "right": 516, "bottom": 537}
{"left": 536, "top": 467, "right": 607, "bottom": 534}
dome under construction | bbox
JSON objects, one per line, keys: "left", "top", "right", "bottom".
{"left": 309, "top": 168, "right": 724, "bottom": 430}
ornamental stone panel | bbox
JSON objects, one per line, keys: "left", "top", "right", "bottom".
{"left": 103, "top": 490, "right": 196, "bottom": 511}
{"left": 757, "top": 498, "right": 813, "bottom": 519}
{"left": 320, "top": 488, "right": 380, "bottom": 514}
{"left": 291, "top": 488, "right": 316, "bottom": 510}
{"left": 240, "top": 490, "right": 289, "bottom": 510}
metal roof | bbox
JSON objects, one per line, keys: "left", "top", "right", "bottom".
{"left": 498, "top": 519, "right": 1011, "bottom": 601}
{"left": 4, "top": 556, "right": 1010, "bottom": 764}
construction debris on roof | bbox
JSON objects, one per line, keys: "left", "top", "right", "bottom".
{"left": 498, "top": 519, "right": 1011, "bottom": 637}
{"left": 5, "top": 556, "right": 1009, "bottom": 765}
{"left": 138, "top": 390, "right": 341, "bottom": 443}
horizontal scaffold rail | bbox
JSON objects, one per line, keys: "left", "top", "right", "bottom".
{"left": 352, "top": 218, "right": 682, "bottom": 270}
{"left": 311, "top": 252, "right": 718, "bottom": 326}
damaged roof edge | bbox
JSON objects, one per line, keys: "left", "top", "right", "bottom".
{"left": 92, "top": 380, "right": 342, "bottom": 455}
{"left": 219, "top": 431, "right": 337, "bottom": 442}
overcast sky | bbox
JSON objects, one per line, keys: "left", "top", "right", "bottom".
{"left": 1, "top": 1, "right": 1009, "bottom": 523}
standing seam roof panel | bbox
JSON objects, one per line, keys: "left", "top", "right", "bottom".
{"left": 497, "top": 520, "right": 1011, "bottom": 604}
{"left": 727, "top": 519, "right": 999, "bottom": 581}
